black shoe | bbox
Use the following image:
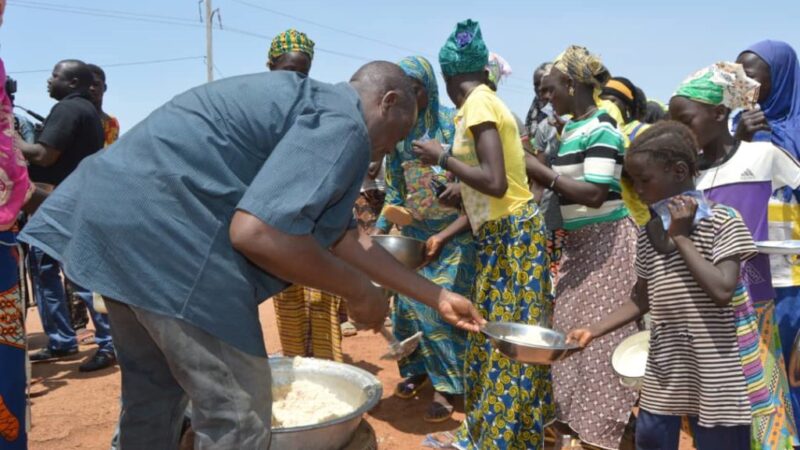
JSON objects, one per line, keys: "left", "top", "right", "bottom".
{"left": 79, "top": 351, "right": 117, "bottom": 372}
{"left": 29, "top": 347, "right": 79, "bottom": 362}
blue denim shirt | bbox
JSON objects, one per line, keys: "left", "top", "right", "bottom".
{"left": 19, "top": 72, "right": 370, "bottom": 356}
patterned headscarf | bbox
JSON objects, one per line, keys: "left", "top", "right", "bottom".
{"left": 553, "top": 45, "right": 606, "bottom": 87}
{"left": 673, "top": 62, "right": 760, "bottom": 110}
{"left": 486, "top": 52, "right": 512, "bottom": 87}
{"left": 397, "top": 56, "right": 456, "bottom": 148}
{"left": 268, "top": 29, "right": 315, "bottom": 63}
{"left": 439, "top": 19, "right": 489, "bottom": 77}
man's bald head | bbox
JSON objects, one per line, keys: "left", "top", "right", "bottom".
{"left": 48, "top": 59, "right": 93, "bottom": 100}
{"left": 350, "top": 61, "right": 418, "bottom": 161}
{"left": 351, "top": 61, "right": 414, "bottom": 101}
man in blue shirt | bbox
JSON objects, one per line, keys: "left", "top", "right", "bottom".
{"left": 20, "top": 61, "right": 484, "bottom": 449}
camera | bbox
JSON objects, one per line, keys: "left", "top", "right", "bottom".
{"left": 5, "top": 76, "right": 16, "bottom": 99}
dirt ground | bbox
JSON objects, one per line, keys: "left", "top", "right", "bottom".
{"left": 25, "top": 300, "right": 693, "bottom": 450}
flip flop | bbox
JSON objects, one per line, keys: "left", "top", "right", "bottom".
{"left": 424, "top": 399, "right": 454, "bottom": 423}
{"left": 340, "top": 321, "right": 357, "bottom": 337}
{"left": 393, "top": 376, "right": 429, "bottom": 399}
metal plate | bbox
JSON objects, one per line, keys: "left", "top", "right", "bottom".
{"left": 482, "top": 322, "right": 577, "bottom": 365}
{"left": 611, "top": 330, "right": 650, "bottom": 389}
{"left": 755, "top": 240, "right": 800, "bottom": 255}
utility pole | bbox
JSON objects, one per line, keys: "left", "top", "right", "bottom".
{"left": 205, "top": 0, "right": 213, "bottom": 82}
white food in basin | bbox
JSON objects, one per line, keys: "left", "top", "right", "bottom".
{"left": 271, "top": 379, "right": 356, "bottom": 428}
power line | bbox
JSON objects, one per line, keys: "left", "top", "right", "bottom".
{"left": 228, "top": 0, "right": 533, "bottom": 92}
{"left": 10, "top": 56, "right": 206, "bottom": 74}
{"left": 8, "top": 0, "right": 199, "bottom": 23}
{"left": 222, "top": 26, "right": 372, "bottom": 63}
{"left": 230, "top": 0, "right": 425, "bottom": 56}
{"left": 7, "top": 1, "right": 532, "bottom": 94}
{"left": 7, "top": 1, "right": 203, "bottom": 28}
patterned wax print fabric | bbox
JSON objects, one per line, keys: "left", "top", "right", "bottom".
{"left": 674, "top": 61, "right": 760, "bottom": 110}
{"left": 0, "top": 231, "right": 26, "bottom": 450}
{"left": 103, "top": 114, "right": 120, "bottom": 148}
{"left": 454, "top": 202, "right": 554, "bottom": 450}
{"left": 438, "top": 19, "right": 489, "bottom": 77}
{"left": 268, "top": 29, "right": 314, "bottom": 62}
{"left": 273, "top": 285, "right": 343, "bottom": 362}
{"left": 377, "top": 55, "right": 475, "bottom": 394}
{"left": 0, "top": 58, "right": 33, "bottom": 230}
{"left": 552, "top": 218, "right": 639, "bottom": 450}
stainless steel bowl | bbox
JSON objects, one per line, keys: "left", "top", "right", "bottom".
{"left": 482, "top": 322, "right": 577, "bottom": 365}
{"left": 269, "top": 357, "right": 383, "bottom": 450}
{"left": 371, "top": 235, "right": 426, "bottom": 269}
{"left": 611, "top": 330, "right": 650, "bottom": 390}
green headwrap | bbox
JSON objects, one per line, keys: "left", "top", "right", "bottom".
{"left": 439, "top": 19, "right": 489, "bottom": 77}
{"left": 673, "top": 62, "right": 759, "bottom": 110}
{"left": 269, "top": 29, "right": 315, "bottom": 63}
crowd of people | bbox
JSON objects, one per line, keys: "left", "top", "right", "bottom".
{"left": 1, "top": 3, "right": 800, "bottom": 449}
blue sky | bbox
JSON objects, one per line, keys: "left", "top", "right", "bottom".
{"left": 3, "top": 0, "right": 799, "bottom": 132}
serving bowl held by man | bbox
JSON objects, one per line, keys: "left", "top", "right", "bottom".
{"left": 481, "top": 322, "right": 577, "bottom": 365}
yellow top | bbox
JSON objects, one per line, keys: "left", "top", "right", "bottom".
{"left": 452, "top": 85, "right": 532, "bottom": 233}
{"left": 599, "top": 99, "right": 651, "bottom": 226}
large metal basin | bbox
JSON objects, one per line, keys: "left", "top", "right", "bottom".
{"left": 371, "top": 235, "right": 426, "bottom": 269}
{"left": 482, "top": 322, "right": 577, "bottom": 365}
{"left": 269, "top": 357, "right": 382, "bottom": 450}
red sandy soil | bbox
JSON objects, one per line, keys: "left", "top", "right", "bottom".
{"left": 25, "top": 300, "right": 692, "bottom": 450}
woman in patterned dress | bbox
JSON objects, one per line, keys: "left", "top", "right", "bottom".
{"left": 0, "top": 2, "right": 36, "bottom": 447}
{"left": 375, "top": 55, "right": 476, "bottom": 422}
{"left": 526, "top": 45, "right": 640, "bottom": 449}
{"left": 414, "top": 19, "right": 553, "bottom": 449}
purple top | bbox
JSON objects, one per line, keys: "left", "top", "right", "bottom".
{"left": 701, "top": 182, "right": 775, "bottom": 301}
{"left": 696, "top": 141, "right": 800, "bottom": 301}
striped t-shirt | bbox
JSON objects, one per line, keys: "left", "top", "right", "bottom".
{"left": 636, "top": 205, "right": 772, "bottom": 426}
{"left": 552, "top": 110, "right": 628, "bottom": 230}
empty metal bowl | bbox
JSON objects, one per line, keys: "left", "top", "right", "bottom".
{"left": 481, "top": 322, "right": 577, "bottom": 365}
{"left": 371, "top": 235, "right": 426, "bottom": 269}
{"left": 611, "top": 330, "right": 650, "bottom": 390}
{"left": 269, "top": 357, "right": 382, "bottom": 450}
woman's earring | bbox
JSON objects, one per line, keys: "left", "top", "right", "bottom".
{"left": 568, "top": 86, "right": 575, "bottom": 96}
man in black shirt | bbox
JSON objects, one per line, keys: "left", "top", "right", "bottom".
{"left": 15, "top": 59, "right": 114, "bottom": 371}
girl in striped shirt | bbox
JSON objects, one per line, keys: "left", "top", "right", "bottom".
{"left": 568, "top": 121, "right": 770, "bottom": 450}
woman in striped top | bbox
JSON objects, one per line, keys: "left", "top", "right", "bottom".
{"left": 569, "top": 121, "right": 770, "bottom": 450}
{"left": 527, "top": 45, "right": 639, "bottom": 449}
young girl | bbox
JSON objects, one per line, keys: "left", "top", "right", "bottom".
{"left": 568, "top": 121, "right": 772, "bottom": 450}
{"left": 414, "top": 19, "right": 553, "bottom": 449}
{"left": 670, "top": 62, "right": 800, "bottom": 450}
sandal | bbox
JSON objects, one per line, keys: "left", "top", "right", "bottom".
{"left": 394, "top": 375, "right": 429, "bottom": 399}
{"left": 340, "top": 321, "right": 357, "bottom": 337}
{"left": 424, "top": 393, "right": 455, "bottom": 423}
{"left": 76, "top": 328, "right": 95, "bottom": 345}
{"left": 381, "top": 205, "right": 413, "bottom": 227}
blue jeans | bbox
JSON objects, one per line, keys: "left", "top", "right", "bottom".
{"left": 105, "top": 300, "right": 269, "bottom": 449}
{"left": 30, "top": 246, "right": 114, "bottom": 354}
{"left": 636, "top": 409, "right": 750, "bottom": 450}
